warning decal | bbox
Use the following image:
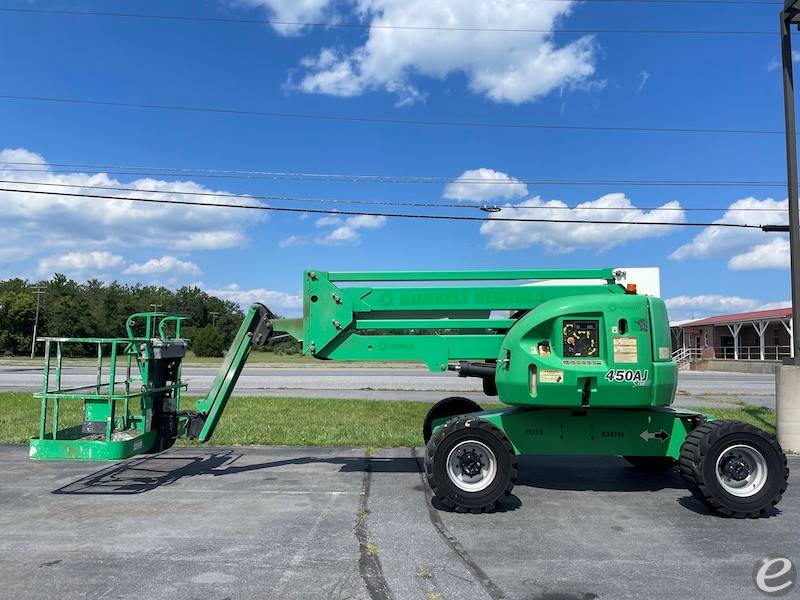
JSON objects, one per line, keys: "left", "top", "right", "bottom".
{"left": 539, "top": 369, "right": 564, "bottom": 383}
{"left": 613, "top": 337, "right": 638, "bottom": 364}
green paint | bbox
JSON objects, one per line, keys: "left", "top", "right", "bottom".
{"left": 32, "top": 267, "right": 701, "bottom": 464}
{"left": 30, "top": 311, "right": 188, "bottom": 461}
{"left": 432, "top": 406, "right": 699, "bottom": 458}
{"left": 270, "top": 268, "right": 694, "bottom": 458}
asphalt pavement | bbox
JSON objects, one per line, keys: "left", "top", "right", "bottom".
{"left": 1, "top": 445, "right": 796, "bottom": 600}
{"left": 0, "top": 364, "right": 777, "bottom": 407}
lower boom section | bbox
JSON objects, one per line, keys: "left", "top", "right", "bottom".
{"left": 470, "top": 405, "right": 703, "bottom": 459}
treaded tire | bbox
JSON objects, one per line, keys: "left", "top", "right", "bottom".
{"left": 678, "top": 419, "right": 789, "bottom": 518}
{"left": 425, "top": 416, "right": 517, "bottom": 513}
{"left": 422, "top": 396, "right": 483, "bottom": 444}
{"left": 623, "top": 456, "right": 676, "bottom": 471}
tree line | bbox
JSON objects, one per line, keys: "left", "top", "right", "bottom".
{"left": 0, "top": 275, "right": 300, "bottom": 357}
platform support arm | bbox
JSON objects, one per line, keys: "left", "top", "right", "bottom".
{"left": 191, "top": 303, "right": 276, "bottom": 442}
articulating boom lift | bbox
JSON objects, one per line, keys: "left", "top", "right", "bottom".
{"left": 31, "top": 268, "right": 789, "bottom": 517}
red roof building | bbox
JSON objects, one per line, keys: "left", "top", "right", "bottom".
{"left": 670, "top": 308, "right": 792, "bottom": 361}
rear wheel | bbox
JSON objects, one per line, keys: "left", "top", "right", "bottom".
{"left": 623, "top": 456, "right": 676, "bottom": 471}
{"left": 422, "top": 396, "right": 483, "bottom": 444}
{"left": 425, "top": 416, "right": 517, "bottom": 513}
{"left": 678, "top": 420, "right": 788, "bottom": 518}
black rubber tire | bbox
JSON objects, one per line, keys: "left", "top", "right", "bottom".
{"left": 678, "top": 419, "right": 789, "bottom": 518}
{"left": 425, "top": 416, "right": 517, "bottom": 513}
{"left": 422, "top": 396, "right": 483, "bottom": 444}
{"left": 623, "top": 456, "right": 677, "bottom": 471}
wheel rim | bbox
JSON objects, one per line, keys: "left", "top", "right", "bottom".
{"left": 714, "top": 444, "right": 768, "bottom": 498}
{"left": 445, "top": 440, "right": 497, "bottom": 492}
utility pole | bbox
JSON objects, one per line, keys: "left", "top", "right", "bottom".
{"left": 148, "top": 304, "right": 163, "bottom": 337}
{"left": 30, "top": 285, "right": 45, "bottom": 359}
{"left": 778, "top": 0, "right": 800, "bottom": 453}
{"left": 209, "top": 311, "right": 220, "bottom": 326}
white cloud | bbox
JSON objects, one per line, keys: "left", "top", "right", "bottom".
{"left": 279, "top": 213, "right": 387, "bottom": 246}
{"left": 123, "top": 256, "right": 202, "bottom": 278}
{"left": 38, "top": 251, "right": 124, "bottom": 276}
{"left": 479, "top": 193, "right": 685, "bottom": 252}
{"left": 278, "top": 235, "right": 307, "bottom": 248}
{"left": 443, "top": 168, "right": 528, "bottom": 202}
{"left": 757, "top": 300, "right": 791, "bottom": 311}
{"left": 322, "top": 214, "right": 386, "bottom": 244}
{"left": 767, "top": 50, "right": 800, "bottom": 72}
{"left": 665, "top": 295, "right": 760, "bottom": 313}
{"left": 172, "top": 231, "right": 246, "bottom": 251}
{"left": 238, "top": 0, "right": 336, "bottom": 36}
{"left": 728, "top": 238, "right": 789, "bottom": 271}
{"left": 315, "top": 216, "right": 342, "bottom": 227}
{"left": 670, "top": 197, "right": 787, "bottom": 271}
{"left": 664, "top": 294, "right": 791, "bottom": 322}
{"left": 636, "top": 70, "right": 650, "bottom": 93}
{"left": 0, "top": 147, "right": 263, "bottom": 278}
{"left": 290, "top": 0, "right": 598, "bottom": 105}
{"left": 205, "top": 283, "right": 303, "bottom": 315}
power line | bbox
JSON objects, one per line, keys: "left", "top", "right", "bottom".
{"left": 0, "top": 186, "right": 771, "bottom": 229}
{"left": 0, "top": 6, "right": 779, "bottom": 34}
{"left": 0, "top": 178, "right": 788, "bottom": 212}
{"left": 0, "top": 95, "right": 784, "bottom": 135}
{"left": 551, "top": 0, "right": 779, "bottom": 3}
{"left": 0, "top": 160, "right": 789, "bottom": 188}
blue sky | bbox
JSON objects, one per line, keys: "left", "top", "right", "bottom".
{"left": 0, "top": 0, "right": 794, "bottom": 319}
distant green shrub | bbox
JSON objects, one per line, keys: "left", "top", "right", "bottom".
{"left": 191, "top": 325, "right": 227, "bottom": 357}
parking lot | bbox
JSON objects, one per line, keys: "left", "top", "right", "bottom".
{"left": 2, "top": 445, "right": 795, "bottom": 600}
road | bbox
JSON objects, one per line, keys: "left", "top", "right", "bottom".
{"left": 1, "top": 445, "right": 795, "bottom": 600}
{"left": 0, "top": 364, "right": 775, "bottom": 407}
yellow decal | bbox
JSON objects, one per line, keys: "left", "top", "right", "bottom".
{"left": 613, "top": 337, "right": 638, "bottom": 364}
{"left": 539, "top": 369, "right": 564, "bottom": 383}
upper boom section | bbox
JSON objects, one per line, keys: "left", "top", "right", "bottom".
{"left": 325, "top": 268, "right": 617, "bottom": 282}
{"left": 273, "top": 268, "right": 628, "bottom": 371}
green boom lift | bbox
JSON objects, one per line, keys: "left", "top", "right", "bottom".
{"left": 30, "top": 268, "right": 789, "bottom": 518}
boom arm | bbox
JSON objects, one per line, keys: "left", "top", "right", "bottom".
{"left": 184, "top": 268, "right": 629, "bottom": 442}
{"left": 275, "top": 268, "right": 623, "bottom": 371}
{"left": 188, "top": 303, "right": 276, "bottom": 442}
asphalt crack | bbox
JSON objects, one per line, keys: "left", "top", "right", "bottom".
{"left": 411, "top": 447, "right": 507, "bottom": 600}
{"left": 355, "top": 451, "right": 393, "bottom": 600}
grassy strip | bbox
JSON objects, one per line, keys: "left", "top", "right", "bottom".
{"left": 0, "top": 392, "right": 776, "bottom": 447}
{"left": 0, "top": 393, "right": 431, "bottom": 447}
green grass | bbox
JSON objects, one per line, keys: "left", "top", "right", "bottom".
{"left": 693, "top": 404, "right": 776, "bottom": 435}
{"left": 0, "top": 392, "right": 432, "bottom": 447}
{"left": 0, "top": 392, "right": 776, "bottom": 447}
{"left": 187, "top": 351, "right": 319, "bottom": 365}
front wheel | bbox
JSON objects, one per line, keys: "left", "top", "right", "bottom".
{"left": 422, "top": 396, "right": 483, "bottom": 444}
{"left": 425, "top": 416, "right": 517, "bottom": 513}
{"left": 678, "top": 420, "right": 789, "bottom": 518}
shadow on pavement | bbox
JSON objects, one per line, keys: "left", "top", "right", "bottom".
{"left": 52, "top": 450, "right": 688, "bottom": 497}
{"left": 431, "top": 493, "right": 522, "bottom": 513}
{"left": 52, "top": 450, "right": 423, "bottom": 495}
{"left": 516, "top": 455, "right": 685, "bottom": 492}
{"left": 677, "top": 495, "right": 782, "bottom": 518}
